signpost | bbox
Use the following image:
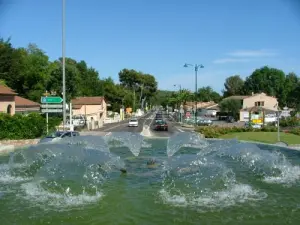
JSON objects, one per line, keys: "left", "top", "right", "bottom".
{"left": 40, "top": 94, "right": 64, "bottom": 134}
{"left": 41, "top": 96, "right": 63, "bottom": 104}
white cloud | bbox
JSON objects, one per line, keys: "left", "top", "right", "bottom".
{"left": 213, "top": 58, "right": 251, "bottom": 64}
{"left": 227, "top": 49, "right": 278, "bottom": 57}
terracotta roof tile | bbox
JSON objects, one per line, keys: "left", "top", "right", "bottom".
{"left": 0, "top": 84, "right": 17, "bottom": 95}
{"left": 71, "top": 96, "right": 104, "bottom": 106}
{"left": 15, "top": 96, "right": 40, "bottom": 107}
{"left": 223, "top": 95, "right": 249, "bottom": 101}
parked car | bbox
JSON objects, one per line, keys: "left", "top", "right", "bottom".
{"left": 153, "top": 120, "right": 168, "bottom": 131}
{"left": 244, "top": 121, "right": 262, "bottom": 129}
{"left": 39, "top": 131, "right": 80, "bottom": 144}
{"left": 128, "top": 118, "right": 139, "bottom": 127}
{"left": 197, "top": 119, "right": 212, "bottom": 126}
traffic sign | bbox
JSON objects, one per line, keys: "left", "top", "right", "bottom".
{"left": 41, "top": 96, "right": 63, "bottom": 104}
{"left": 41, "top": 104, "right": 63, "bottom": 108}
{"left": 41, "top": 108, "right": 63, "bottom": 113}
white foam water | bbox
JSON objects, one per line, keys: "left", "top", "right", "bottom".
{"left": 159, "top": 183, "right": 267, "bottom": 209}
{"left": 20, "top": 181, "right": 103, "bottom": 209}
{"left": 167, "top": 132, "right": 208, "bottom": 157}
{"left": 104, "top": 132, "right": 144, "bottom": 156}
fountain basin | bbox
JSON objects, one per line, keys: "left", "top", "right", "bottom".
{"left": 0, "top": 134, "right": 300, "bottom": 224}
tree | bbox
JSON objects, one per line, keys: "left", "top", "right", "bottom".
{"left": 118, "top": 68, "right": 157, "bottom": 109}
{"left": 197, "top": 86, "right": 222, "bottom": 102}
{"left": 47, "top": 58, "right": 82, "bottom": 101}
{"left": 223, "top": 75, "right": 244, "bottom": 97}
{"left": 243, "top": 66, "right": 286, "bottom": 107}
{"left": 219, "top": 99, "right": 242, "bottom": 120}
{"left": 285, "top": 72, "right": 299, "bottom": 108}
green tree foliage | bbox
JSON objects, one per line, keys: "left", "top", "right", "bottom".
{"left": 197, "top": 86, "right": 222, "bottom": 103}
{"left": 151, "top": 90, "right": 173, "bottom": 107}
{"left": 243, "top": 66, "right": 286, "bottom": 106}
{"left": 0, "top": 38, "right": 158, "bottom": 112}
{"left": 219, "top": 99, "right": 242, "bottom": 119}
{"left": 0, "top": 113, "right": 60, "bottom": 140}
{"left": 224, "top": 67, "right": 300, "bottom": 110}
{"left": 223, "top": 75, "right": 244, "bottom": 97}
{"left": 118, "top": 68, "right": 157, "bottom": 109}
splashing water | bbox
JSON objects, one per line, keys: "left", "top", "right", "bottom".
{"left": 104, "top": 132, "right": 144, "bottom": 156}
{"left": 167, "top": 132, "right": 208, "bottom": 157}
{"left": 1, "top": 132, "right": 300, "bottom": 222}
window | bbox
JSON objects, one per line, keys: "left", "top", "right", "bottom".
{"left": 255, "top": 101, "right": 264, "bottom": 107}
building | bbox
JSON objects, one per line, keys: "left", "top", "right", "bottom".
{"left": 0, "top": 84, "right": 40, "bottom": 115}
{"left": 238, "top": 92, "right": 279, "bottom": 122}
{"left": 0, "top": 85, "right": 16, "bottom": 115}
{"left": 15, "top": 96, "right": 40, "bottom": 114}
{"left": 71, "top": 96, "right": 107, "bottom": 130}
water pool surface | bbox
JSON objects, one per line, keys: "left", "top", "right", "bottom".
{"left": 0, "top": 132, "right": 300, "bottom": 225}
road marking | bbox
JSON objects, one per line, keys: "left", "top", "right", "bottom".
{"left": 102, "top": 113, "right": 150, "bottom": 132}
{"left": 102, "top": 123, "right": 127, "bottom": 132}
{"left": 177, "top": 128, "right": 184, "bottom": 132}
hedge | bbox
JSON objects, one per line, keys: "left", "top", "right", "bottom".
{"left": 279, "top": 116, "right": 300, "bottom": 127}
{"left": 0, "top": 113, "right": 61, "bottom": 140}
{"left": 196, "top": 125, "right": 279, "bottom": 138}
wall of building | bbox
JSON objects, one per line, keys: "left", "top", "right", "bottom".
{"left": 242, "top": 94, "right": 278, "bottom": 111}
{"left": 72, "top": 101, "right": 107, "bottom": 129}
{"left": 0, "top": 95, "right": 15, "bottom": 115}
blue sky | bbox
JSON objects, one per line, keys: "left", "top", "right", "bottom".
{"left": 1, "top": 0, "right": 300, "bottom": 93}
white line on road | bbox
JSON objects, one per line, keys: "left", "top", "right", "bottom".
{"left": 102, "top": 123, "right": 127, "bottom": 132}
{"left": 176, "top": 128, "right": 184, "bottom": 132}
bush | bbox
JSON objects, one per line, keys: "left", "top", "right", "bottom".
{"left": 289, "top": 128, "right": 300, "bottom": 136}
{"left": 280, "top": 117, "right": 300, "bottom": 127}
{"left": 0, "top": 113, "right": 61, "bottom": 140}
{"left": 196, "top": 125, "right": 278, "bottom": 138}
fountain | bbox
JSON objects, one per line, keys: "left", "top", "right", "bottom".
{"left": 0, "top": 132, "right": 300, "bottom": 224}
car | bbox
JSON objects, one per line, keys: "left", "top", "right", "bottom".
{"left": 128, "top": 118, "right": 139, "bottom": 127}
{"left": 154, "top": 120, "right": 168, "bottom": 131}
{"left": 39, "top": 131, "right": 80, "bottom": 144}
{"left": 155, "top": 113, "right": 163, "bottom": 121}
{"left": 197, "top": 119, "right": 212, "bottom": 126}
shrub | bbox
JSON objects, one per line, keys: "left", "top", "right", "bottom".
{"left": 0, "top": 113, "right": 61, "bottom": 140}
{"left": 196, "top": 125, "right": 278, "bottom": 138}
{"left": 280, "top": 117, "right": 300, "bottom": 127}
{"left": 290, "top": 128, "right": 300, "bottom": 136}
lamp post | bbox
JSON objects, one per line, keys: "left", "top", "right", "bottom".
{"left": 184, "top": 63, "right": 204, "bottom": 125}
{"left": 62, "top": 0, "right": 67, "bottom": 131}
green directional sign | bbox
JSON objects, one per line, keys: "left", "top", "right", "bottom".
{"left": 41, "top": 96, "right": 63, "bottom": 104}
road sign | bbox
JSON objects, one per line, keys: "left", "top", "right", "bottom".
{"left": 41, "top": 108, "right": 63, "bottom": 113}
{"left": 41, "top": 104, "right": 63, "bottom": 108}
{"left": 41, "top": 96, "right": 63, "bottom": 104}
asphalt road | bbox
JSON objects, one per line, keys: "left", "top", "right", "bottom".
{"left": 94, "top": 112, "right": 182, "bottom": 137}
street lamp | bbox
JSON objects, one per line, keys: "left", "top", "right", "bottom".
{"left": 183, "top": 63, "right": 204, "bottom": 125}
{"left": 62, "top": 0, "right": 67, "bottom": 131}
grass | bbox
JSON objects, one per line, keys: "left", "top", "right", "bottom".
{"left": 219, "top": 132, "right": 300, "bottom": 145}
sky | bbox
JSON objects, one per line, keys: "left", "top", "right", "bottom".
{"left": 1, "top": 0, "right": 300, "bottom": 93}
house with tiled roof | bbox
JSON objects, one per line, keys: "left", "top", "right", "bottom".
{"left": 0, "top": 84, "right": 17, "bottom": 115}
{"left": 0, "top": 84, "right": 40, "bottom": 115}
{"left": 15, "top": 96, "right": 40, "bottom": 114}
{"left": 239, "top": 92, "right": 278, "bottom": 122}
{"left": 71, "top": 96, "right": 107, "bottom": 129}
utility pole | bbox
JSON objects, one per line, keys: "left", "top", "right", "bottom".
{"left": 62, "top": 0, "right": 67, "bottom": 131}
{"left": 184, "top": 63, "right": 204, "bottom": 125}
